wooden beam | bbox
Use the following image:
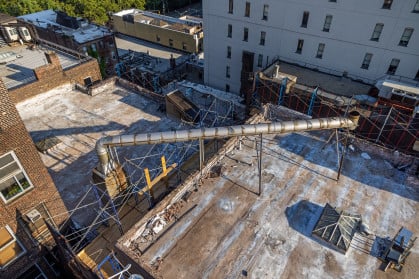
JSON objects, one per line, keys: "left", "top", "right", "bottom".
{"left": 140, "top": 163, "right": 177, "bottom": 197}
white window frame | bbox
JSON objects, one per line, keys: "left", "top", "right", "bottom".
{"left": 399, "top": 28, "right": 414, "bottom": 47}
{"left": 262, "top": 5, "right": 269, "bottom": 20}
{"left": 260, "top": 31, "right": 266, "bottom": 45}
{"left": 361, "top": 53, "right": 373, "bottom": 69}
{"left": 371, "top": 23, "right": 384, "bottom": 41}
{"left": 0, "top": 225, "right": 26, "bottom": 269}
{"left": 257, "top": 54, "right": 263, "bottom": 67}
{"left": 414, "top": 0, "right": 419, "bottom": 12}
{"left": 0, "top": 151, "right": 34, "bottom": 203}
{"left": 323, "top": 15, "right": 333, "bottom": 32}
{"left": 316, "top": 43, "right": 325, "bottom": 59}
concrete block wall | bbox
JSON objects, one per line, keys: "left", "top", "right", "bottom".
{"left": 0, "top": 79, "right": 69, "bottom": 279}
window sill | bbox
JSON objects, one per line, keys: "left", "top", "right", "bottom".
{"left": 370, "top": 39, "right": 379, "bottom": 42}
{"left": 2, "top": 187, "right": 34, "bottom": 204}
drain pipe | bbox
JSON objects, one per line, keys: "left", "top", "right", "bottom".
{"left": 96, "top": 114, "right": 359, "bottom": 175}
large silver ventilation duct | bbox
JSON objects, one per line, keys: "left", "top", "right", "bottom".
{"left": 96, "top": 114, "right": 359, "bottom": 175}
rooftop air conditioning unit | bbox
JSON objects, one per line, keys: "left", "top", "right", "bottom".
{"left": 26, "top": 209, "right": 42, "bottom": 223}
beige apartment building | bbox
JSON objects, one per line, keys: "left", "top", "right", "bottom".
{"left": 112, "top": 9, "right": 203, "bottom": 53}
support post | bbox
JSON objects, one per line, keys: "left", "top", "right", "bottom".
{"left": 199, "top": 137, "right": 205, "bottom": 175}
{"left": 161, "top": 156, "right": 169, "bottom": 190}
{"left": 278, "top": 77, "right": 287, "bottom": 105}
{"left": 376, "top": 107, "right": 393, "bottom": 143}
{"left": 336, "top": 130, "right": 349, "bottom": 181}
{"left": 258, "top": 134, "right": 263, "bottom": 196}
{"left": 144, "top": 168, "right": 155, "bottom": 208}
{"left": 307, "top": 87, "right": 318, "bottom": 116}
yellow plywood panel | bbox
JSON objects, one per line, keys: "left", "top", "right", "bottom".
{"left": 0, "top": 227, "right": 13, "bottom": 248}
{"left": 0, "top": 241, "right": 23, "bottom": 267}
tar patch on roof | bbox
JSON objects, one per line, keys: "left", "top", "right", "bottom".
{"left": 311, "top": 203, "right": 361, "bottom": 254}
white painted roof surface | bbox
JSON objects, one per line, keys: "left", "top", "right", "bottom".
{"left": 18, "top": 10, "right": 112, "bottom": 44}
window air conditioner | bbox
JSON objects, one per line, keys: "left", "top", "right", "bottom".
{"left": 26, "top": 209, "right": 42, "bottom": 223}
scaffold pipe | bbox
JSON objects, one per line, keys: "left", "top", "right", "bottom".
{"left": 96, "top": 114, "right": 359, "bottom": 175}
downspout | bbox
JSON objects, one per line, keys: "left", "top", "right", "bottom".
{"left": 96, "top": 114, "right": 359, "bottom": 176}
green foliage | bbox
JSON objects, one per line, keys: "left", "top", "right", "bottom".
{"left": 0, "top": 0, "right": 146, "bottom": 24}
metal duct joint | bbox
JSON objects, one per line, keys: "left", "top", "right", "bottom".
{"left": 96, "top": 116, "right": 358, "bottom": 175}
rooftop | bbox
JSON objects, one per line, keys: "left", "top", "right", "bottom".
{"left": 266, "top": 60, "right": 373, "bottom": 97}
{"left": 115, "top": 33, "right": 188, "bottom": 73}
{"left": 15, "top": 81, "right": 181, "bottom": 225}
{"left": 18, "top": 10, "right": 112, "bottom": 44}
{"left": 117, "top": 108, "right": 419, "bottom": 278}
{"left": 113, "top": 9, "right": 202, "bottom": 34}
{"left": 0, "top": 44, "right": 83, "bottom": 89}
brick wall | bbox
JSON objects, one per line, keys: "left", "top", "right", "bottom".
{"left": 0, "top": 79, "right": 69, "bottom": 278}
{"left": 9, "top": 52, "right": 102, "bottom": 104}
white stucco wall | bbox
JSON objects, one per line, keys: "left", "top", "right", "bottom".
{"left": 203, "top": 0, "right": 419, "bottom": 94}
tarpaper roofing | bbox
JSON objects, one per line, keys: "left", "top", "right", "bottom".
{"left": 312, "top": 203, "right": 361, "bottom": 253}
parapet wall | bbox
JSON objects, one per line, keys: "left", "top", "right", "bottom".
{"left": 115, "top": 112, "right": 265, "bottom": 278}
{"left": 9, "top": 53, "right": 101, "bottom": 104}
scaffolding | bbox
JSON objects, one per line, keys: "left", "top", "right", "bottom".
{"left": 253, "top": 61, "right": 419, "bottom": 155}
{"left": 57, "top": 86, "right": 240, "bottom": 256}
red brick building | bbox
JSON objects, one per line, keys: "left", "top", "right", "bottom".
{"left": 0, "top": 79, "right": 69, "bottom": 279}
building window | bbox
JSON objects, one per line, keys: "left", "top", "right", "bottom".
{"left": 243, "top": 27, "right": 248, "bottom": 41}
{"left": 245, "top": 2, "right": 250, "bottom": 17}
{"left": 382, "top": 0, "right": 393, "bottom": 9}
{"left": 257, "top": 54, "right": 263, "bottom": 67}
{"left": 387, "top": 59, "right": 400, "bottom": 75}
{"left": 226, "top": 66, "right": 231, "bottom": 78}
{"left": 156, "top": 35, "right": 160, "bottom": 42}
{"left": 361, "top": 53, "right": 373, "bottom": 69}
{"left": 0, "top": 152, "right": 34, "bottom": 203}
{"left": 182, "top": 43, "right": 187, "bottom": 51}
{"left": 414, "top": 70, "right": 419, "bottom": 81}
{"left": 414, "top": 0, "right": 419, "bottom": 12}
{"left": 323, "top": 15, "right": 333, "bottom": 32}
{"left": 169, "top": 39, "right": 173, "bottom": 47}
{"left": 99, "top": 41, "right": 104, "bottom": 48}
{"left": 229, "top": 0, "right": 233, "bottom": 14}
{"left": 225, "top": 84, "right": 230, "bottom": 92}
{"left": 399, "top": 28, "right": 414, "bottom": 47}
{"left": 228, "top": 24, "right": 232, "bottom": 38}
{"left": 227, "top": 46, "right": 231, "bottom": 58}
{"left": 301, "top": 11, "right": 309, "bottom": 28}
{"left": 296, "top": 39, "right": 304, "bottom": 54}
{"left": 316, "top": 43, "right": 325, "bottom": 59}
{"left": 91, "top": 43, "right": 97, "bottom": 52}
{"left": 0, "top": 225, "right": 26, "bottom": 268}
{"left": 329, "top": 0, "right": 337, "bottom": 2}
{"left": 262, "top": 5, "right": 269, "bottom": 20}
{"left": 371, "top": 23, "right": 384, "bottom": 41}
{"left": 260, "top": 31, "right": 266, "bottom": 45}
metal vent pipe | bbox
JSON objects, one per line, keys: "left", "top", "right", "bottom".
{"left": 96, "top": 115, "right": 359, "bottom": 175}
